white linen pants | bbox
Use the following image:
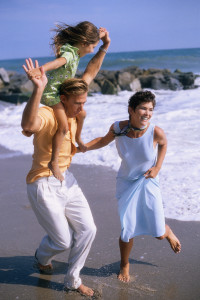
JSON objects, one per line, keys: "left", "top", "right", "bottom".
{"left": 27, "top": 170, "right": 96, "bottom": 289}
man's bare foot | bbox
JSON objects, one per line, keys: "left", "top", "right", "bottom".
{"left": 34, "top": 251, "right": 53, "bottom": 274}
{"left": 118, "top": 263, "right": 130, "bottom": 282}
{"left": 77, "top": 284, "right": 94, "bottom": 296}
{"left": 38, "top": 262, "right": 53, "bottom": 271}
{"left": 166, "top": 228, "right": 181, "bottom": 253}
{"left": 48, "top": 161, "right": 64, "bottom": 181}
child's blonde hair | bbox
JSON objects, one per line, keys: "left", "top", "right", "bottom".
{"left": 51, "top": 21, "right": 100, "bottom": 57}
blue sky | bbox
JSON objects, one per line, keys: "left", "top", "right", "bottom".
{"left": 0, "top": 0, "right": 200, "bottom": 59}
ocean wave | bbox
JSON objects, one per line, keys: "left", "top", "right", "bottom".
{"left": 0, "top": 85, "right": 200, "bottom": 222}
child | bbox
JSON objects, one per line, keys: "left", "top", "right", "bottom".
{"left": 25, "top": 21, "right": 107, "bottom": 181}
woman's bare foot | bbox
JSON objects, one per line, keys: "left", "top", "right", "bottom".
{"left": 77, "top": 284, "right": 94, "bottom": 296}
{"left": 118, "top": 263, "right": 130, "bottom": 282}
{"left": 166, "top": 228, "right": 181, "bottom": 253}
{"left": 48, "top": 161, "right": 64, "bottom": 181}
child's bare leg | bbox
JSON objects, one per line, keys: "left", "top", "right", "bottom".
{"left": 48, "top": 102, "right": 68, "bottom": 181}
{"left": 76, "top": 110, "right": 87, "bottom": 152}
{"left": 156, "top": 224, "right": 181, "bottom": 253}
{"left": 118, "top": 237, "right": 133, "bottom": 282}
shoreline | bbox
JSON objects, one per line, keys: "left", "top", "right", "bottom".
{"left": 0, "top": 152, "right": 200, "bottom": 299}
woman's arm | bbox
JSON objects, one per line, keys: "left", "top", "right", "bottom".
{"left": 144, "top": 126, "right": 167, "bottom": 179}
{"left": 78, "top": 124, "right": 115, "bottom": 152}
{"left": 154, "top": 126, "right": 167, "bottom": 170}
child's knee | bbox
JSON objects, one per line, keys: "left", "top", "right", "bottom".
{"left": 57, "top": 123, "right": 69, "bottom": 135}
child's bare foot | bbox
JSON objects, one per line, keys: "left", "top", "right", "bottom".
{"left": 48, "top": 161, "right": 64, "bottom": 181}
{"left": 166, "top": 228, "right": 181, "bottom": 253}
{"left": 77, "top": 284, "right": 94, "bottom": 296}
{"left": 118, "top": 263, "right": 130, "bottom": 282}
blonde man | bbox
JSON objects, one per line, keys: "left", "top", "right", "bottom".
{"left": 21, "top": 31, "right": 110, "bottom": 297}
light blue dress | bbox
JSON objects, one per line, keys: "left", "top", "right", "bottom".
{"left": 114, "top": 122, "right": 165, "bottom": 242}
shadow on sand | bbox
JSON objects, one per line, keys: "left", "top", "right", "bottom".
{"left": 0, "top": 255, "right": 157, "bottom": 291}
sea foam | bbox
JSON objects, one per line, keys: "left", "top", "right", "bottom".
{"left": 0, "top": 87, "right": 200, "bottom": 221}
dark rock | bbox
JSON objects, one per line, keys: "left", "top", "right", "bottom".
{"left": 167, "top": 77, "right": 183, "bottom": 90}
{"left": 139, "top": 75, "right": 154, "bottom": 88}
{"left": 89, "top": 81, "right": 101, "bottom": 93}
{"left": 101, "top": 79, "right": 117, "bottom": 95}
{"left": 0, "top": 92, "right": 30, "bottom": 104}
{"left": 0, "top": 65, "right": 198, "bottom": 102}
{"left": 0, "top": 68, "right": 10, "bottom": 84}
{"left": 100, "top": 70, "right": 118, "bottom": 85}
{"left": 123, "top": 66, "right": 144, "bottom": 77}
{"left": 175, "top": 72, "right": 196, "bottom": 89}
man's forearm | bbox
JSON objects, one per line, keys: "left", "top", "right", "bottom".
{"left": 21, "top": 87, "right": 43, "bottom": 132}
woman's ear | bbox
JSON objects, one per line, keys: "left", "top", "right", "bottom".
{"left": 128, "top": 106, "right": 133, "bottom": 115}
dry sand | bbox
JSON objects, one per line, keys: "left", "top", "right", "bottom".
{"left": 0, "top": 147, "right": 200, "bottom": 299}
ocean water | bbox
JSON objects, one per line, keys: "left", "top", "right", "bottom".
{"left": 1, "top": 47, "right": 200, "bottom": 74}
{"left": 0, "top": 48, "right": 200, "bottom": 222}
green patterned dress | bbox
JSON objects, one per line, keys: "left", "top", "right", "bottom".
{"left": 41, "top": 44, "right": 80, "bottom": 106}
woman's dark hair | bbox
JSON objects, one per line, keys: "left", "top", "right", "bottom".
{"left": 128, "top": 91, "right": 156, "bottom": 111}
{"left": 51, "top": 21, "right": 100, "bottom": 57}
{"left": 113, "top": 91, "right": 156, "bottom": 137}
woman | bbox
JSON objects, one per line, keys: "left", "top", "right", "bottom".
{"left": 82, "top": 91, "right": 181, "bottom": 282}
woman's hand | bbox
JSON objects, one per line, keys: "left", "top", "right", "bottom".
{"left": 144, "top": 166, "right": 160, "bottom": 179}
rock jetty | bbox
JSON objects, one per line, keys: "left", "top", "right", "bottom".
{"left": 0, "top": 66, "right": 198, "bottom": 104}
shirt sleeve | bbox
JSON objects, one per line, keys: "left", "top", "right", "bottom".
{"left": 22, "top": 107, "right": 54, "bottom": 137}
{"left": 60, "top": 44, "right": 74, "bottom": 68}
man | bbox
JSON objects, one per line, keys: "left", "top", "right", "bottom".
{"left": 21, "top": 32, "right": 110, "bottom": 297}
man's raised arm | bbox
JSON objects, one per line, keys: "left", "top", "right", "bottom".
{"left": 21, "top": 59, "right": 47, "bottom": 133}
{"left": 82, "top": 29, "right": 111, "bottom": 85}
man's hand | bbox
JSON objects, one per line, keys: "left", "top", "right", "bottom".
{"left": 22, "top": 58, "right": 47, "bottom": 90}
{"left": 27, "top": 68, "right": 42, "bottom": 80}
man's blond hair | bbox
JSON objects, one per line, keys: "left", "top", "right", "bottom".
{"left": 60, "top": 78, "right": 88, "bottom": 96}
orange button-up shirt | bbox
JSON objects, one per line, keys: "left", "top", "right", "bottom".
{"left": 24, "top": 106, "right": 77, "bottom": 183}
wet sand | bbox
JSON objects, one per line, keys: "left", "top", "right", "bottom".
{"left": 0, "top": 147, "right": 200, "bottom": 299}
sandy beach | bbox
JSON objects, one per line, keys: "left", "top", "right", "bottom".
{"left": 0, "top": 147, "right": 200, "bottom": 300}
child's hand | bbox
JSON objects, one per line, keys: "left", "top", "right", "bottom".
{"left": 99, "top": 27, "right": 111, "bottom": 46}
{"left": 99, "top": 27, "right": 106, "bottom": 39}
{"left": 27, "top": 67, "right": 42, "bottom": 79}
